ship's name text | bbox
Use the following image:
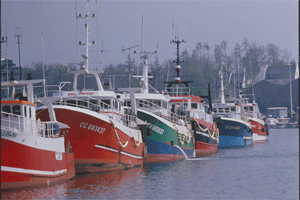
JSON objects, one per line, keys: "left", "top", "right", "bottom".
{"left": 80, "top": 122, "right": 105, "bottom": 134}
{"left": 225, "top": 125, "right": 240, "bottom": 130}
{"left": 148, "top": 123, "right": 164, "bottom": 135}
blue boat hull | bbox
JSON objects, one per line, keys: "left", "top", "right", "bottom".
{"left": 144, "top": 139, "right": 195, "bottom": 162}
{"left": 218, "top": 118, "right": 253, "bottom": 149}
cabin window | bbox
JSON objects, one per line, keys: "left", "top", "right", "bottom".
{"left": 218, "top": 108, "right": 223, "bottom": 113}
{"left": 231, "top": 107, "right": 236, "bottom": 112}
{"left": 225, "top": 107, "right": 230, "bottom": 113}
{"left": 89, "top": 99, "right": 98, "bottom": 111}
{"left": 2, "top": 105, "right": 11, "bottom": 117}
{"left": 66, "top": 100, "right": 77, "bottom": 107}
{"left": 29, "top": 107, "right": 32, "bottom": 118}
{"left": 204, "top": 105, "right": 209, "bottom": 113}
{"left": 162, "top": 101, "right": 167, "bottom": 109}
{"left": 114, "top": 100, "right": 118, "bottom": 109}
{"left": 101, "top": 99, "right": 110, "bottom": 109}
{"left": 24, "top": 106, "right": 27, "bottom": 117}
{"left": 78, "top": 100, "right": 87, "bottom": 108}
{"left": 249, "top": 107, "right": 253, "bottom": 111}
{"left": 212, "top": 108, "right": 217, "bottom": 113}
{"left": 138, "top": 100, "right": 143, "bottom": 108}
{"left": 126, "top": 101, "right": 131, "bottom": 107}
{"left": 191, "top": 103, "right": 197, "bottom": 109}
{"left": 12, "top": 105, "right": 21, "bottom": 116}
{"left": 153, "top": 100, "right": 161, "bottom": 107}
{"left": 244, "top": 107, "right": 249, "bottom": 111}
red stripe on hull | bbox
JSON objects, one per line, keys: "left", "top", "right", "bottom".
{"left": 1, "top": 139, "right": 75, "bottom": 190}
{"left": 145, "top": 154, "right": 186, "bottom": 163}
{"left": 37, "top": 108, "right": 145, "bottom": 173}
{"left": 195, "top": 141, "right": 218, "bottom": 157}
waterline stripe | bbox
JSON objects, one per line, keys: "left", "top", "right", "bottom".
{"left": 121, "top": 151, "right": 143, "bottom": 159}
{"left": 1, "top": 166, "right": 67, "bottom": 176}
{"left": 95, "top": 144, "right": 142, "bottom": 159}
{"left": 95, "top": 144, "right": 118, "bottom": 153}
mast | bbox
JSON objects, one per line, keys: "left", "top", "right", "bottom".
{"left": 72, "top": 0, "right": 104, "bottom": 91}
{"left": 77, "top": 1, "right": 93, "bottom": 72}
{"left": 15, "top": 27, "right": 22, "bottom": 80}
{"left": 289, "top": 63, "right": 293, "bottom": 117}
{"left": 132, "top": 50, "right": 156, "bottom": 94}
{"left": 171, "top": 31, "right": 186, "bottom": 83}
{"left": 219, "top": 71, "right": 225, "bottom": 104}
{"left": 164, "top": 29, "right": 191, "bottom": 90}
{"left": 1, "top": 21, "right": 9, "bottom": 96}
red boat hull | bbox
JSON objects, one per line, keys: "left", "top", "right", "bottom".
{"left": 195, "top": 140, "right": 218, "bottom": 157}
{"left": 249, "top": 119, "right": 268, "bottom": 141}
{"left": 192, "top": 118, "right": 219, "bottom": 157}
{"left": 37, "top": 107, "right": 145, "bottom": 174}
{"left": 1, "top": 138, "right": 75, "bottom": 190}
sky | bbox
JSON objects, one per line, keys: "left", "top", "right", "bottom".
{"left": 1, "top": 0, "right": 298, "bottom": 71}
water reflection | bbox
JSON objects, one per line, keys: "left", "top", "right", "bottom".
{"left": 2, "top": 129, "right": 297, "bottom": 199}
{"left": 65, "top": 167, "right": 146, "bottom": 199}
{"left": 1, "top": 183, "right": 68, "bottom": 199}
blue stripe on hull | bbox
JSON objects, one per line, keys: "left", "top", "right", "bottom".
{"left": 218, "top": 119, "right": 253, "bottom": 149}
{"left": 145, "top": 139, "right": 194, "bottom": 158}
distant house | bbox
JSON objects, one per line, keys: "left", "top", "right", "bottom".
{"left": 246, "top": 64, "right": 299, "bottom": 115}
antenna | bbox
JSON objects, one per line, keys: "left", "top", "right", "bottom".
{"left": 122, "top": 45, "right": 140, "bottom": 88}
{"left": 76, "top": 1, "right": 96, "bottom": 72}
{"left": 170, "top": 25, "right": 186, "bottom": 83}
{"left": 90, "top": 39, "right": 113, "bottom": 70}
{"left": 141, "top": 14, "right": 143, "bottom": 54}
{"left": 172, "top": 16, "right": 174, "bottom": 36}
{"left": 40, "top": 0, "right": 46, "bottom": 97}
{"left": 133, "top": 50, "right": 157, "bottom": 94}
{"left": 15, "top": 27, "right": 22, "bottom": 80}
{"left": 1, "top": 21, "right": 9, "bottom": 96}
{"left": 1, "top": 21, "right": 8, "bottom": 81}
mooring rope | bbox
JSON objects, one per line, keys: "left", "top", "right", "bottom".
{"left": 109, "top": 119, "right": 128, "bottom": 148}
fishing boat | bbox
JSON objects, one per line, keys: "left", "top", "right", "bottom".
{"left": 167, "top": 89, "right": 219, "bottom": 157}
{"left": 120, "top": 50, "right": 195, "bottom": 162}
{"left": 212, "top": 71, "right": 253, "bottom": 148}
{"left": 243, "top": 100, "right": 269, "bottom": 141}
{"left": 163, "top": 36, "right": 218, "bottom": 157}
{"left": 36, "top": 0, "right": 145, "bottom": 173}
{"left": 1, "top": 78, "right": 75, "bottom": 190}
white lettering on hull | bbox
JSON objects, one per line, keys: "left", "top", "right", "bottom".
{"left": 79, "top": 122, "right": 105, "bottom": 134}
{"left": 148, "top": 123, "right": 164, "bottom": 135}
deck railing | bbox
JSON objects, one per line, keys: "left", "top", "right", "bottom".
{"left": 1, "top": 111, "right": 62, "bottom": 138}
{"left": 213, "top": 112, "right": 249, "bottom": 122}
{"left": 51, "top": 96, "right": 138, "bottom": 129}
{"left": 136, "top": 98, "right": 187, "bottom": 126}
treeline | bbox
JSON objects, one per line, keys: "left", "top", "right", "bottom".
{"left": 1, "top": 38, "right": 295, "bottom": 100}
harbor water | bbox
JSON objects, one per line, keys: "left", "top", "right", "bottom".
{"left": 2, "top": 128, "right": 298, "bottom": 199}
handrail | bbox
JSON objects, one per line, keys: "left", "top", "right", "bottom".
{"left": 49, "top": 96, "right": 138, "bottom": 129}
{"left": 136, "top": 98, "right": 187, "bottom": 125}
{"left": 1, "top": 111, "right": 62, "bottom": 138}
